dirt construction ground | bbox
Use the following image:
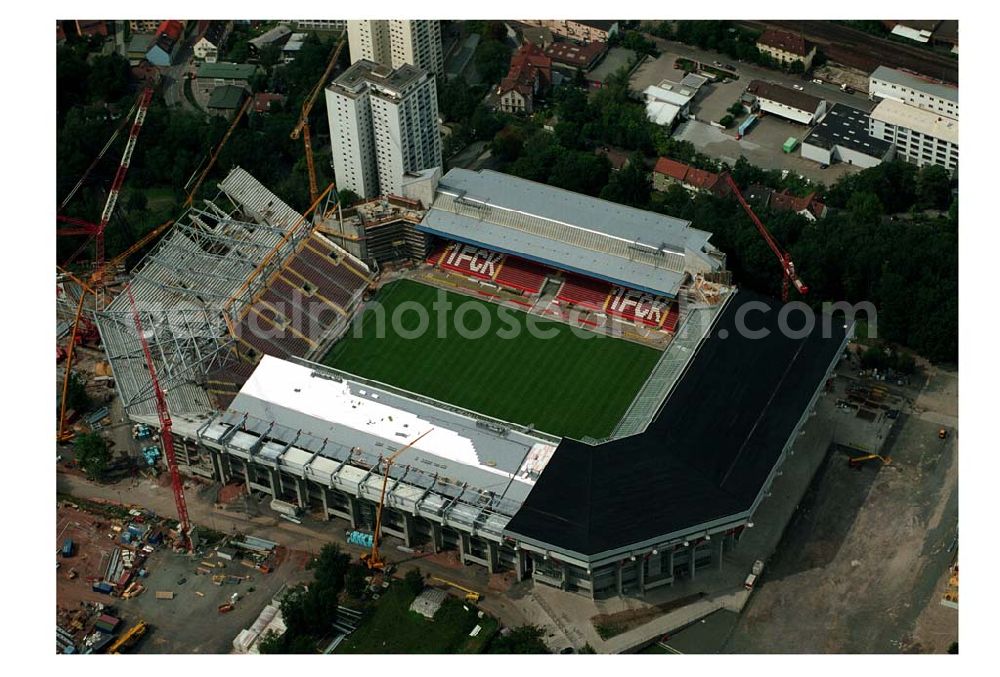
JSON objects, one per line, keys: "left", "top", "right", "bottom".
{"left": 721, "top": 364, "right": 958, "bottom": 653}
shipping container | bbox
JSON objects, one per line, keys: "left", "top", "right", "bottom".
{"left": 61, "top": 539, "right": 74, "bottom": 557}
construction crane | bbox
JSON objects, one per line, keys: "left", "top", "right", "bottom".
{"left": 184, "top": 95, "right": 252, "bottom": 207}
{"left": 57, "top": 87, "right": 154, "bottom": 302}
{"left": 431, "top": 577, "right": 482, "bottom": 603}
{"left": 361, "top": 428, "right": 434, "bottom": 572}
{"left": 125, "top": 283, "right": 193, "bottom": 552}
{"left": 291, "top": 35, "right": 347, "bottom": 203}
{"left": 108, "top": 620, "right": 147, "bottom": 654}
{"left": 848, "top": 453, "right": 892, "bottom": 469}
{"left": 722, "top": 173, "right": 808, "bottom": 302}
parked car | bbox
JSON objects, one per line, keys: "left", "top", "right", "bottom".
{"left": 792, "top": 84, "right": 804, "bottom": 91}
{"left": 812, "top": 78, "right": 823, "bottom": 84}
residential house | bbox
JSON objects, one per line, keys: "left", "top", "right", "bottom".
{"left": 206, "top": 85, "right": 248, "bottom": 119}
{"left": 747, "top": 184, "right": 827, "bottom": 221}
{"left": 129, "top": 20, "right": 162, "bottom": 34}
{"left": 249, "top": 25, "right": 292, "bottom": 54}
{"left": 746, "top": 80, "right": 827, "bottom": 125}
{"left": 652, "top": 158, "right": 731, "bottom": 197}
{"left": 544, "top": 40, "right": 607, "bottom": 74}
{"left": 127, "top": 34, "right": 156, "bottom": 65}
{"left": 146, "top": 20, "right": 184, "bottom": 67}
{"left": 281, "top": 33, "right": 309, "bottom": 62}
{"left": 497, "top": 43, "right": 552, "bottom": 115}
{"left": 253, "top": 92, "right": 286, "bottom": 114}
{"left": 75, "top": 20, "right": 109, "bottom": 38}
{"left": 194, "top": 62, "right": 258, "bottom": 97}
{"left": 193, "top": 21, "right": 231, "bottom": 63}
{"left": 755, "top": 28, "right": 816, "bottom": 70}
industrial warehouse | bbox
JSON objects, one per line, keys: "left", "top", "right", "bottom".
{"left": 75, "top": 165, "right": 850, "bottom": 599}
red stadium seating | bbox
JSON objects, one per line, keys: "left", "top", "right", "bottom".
{"left": 494, "top": 256, "right": 552, "bottom": 295}
{"left": 662, "top": 303, "right": 680, "bottom": 333}
{"left": 438, "top": 243, "right": 505, "bottom": 281}
{"left": 606, "top": 287, "right": 672, "bottom": 327}
{"left": 556, "top": 274, "right": 612, "bottom": 310}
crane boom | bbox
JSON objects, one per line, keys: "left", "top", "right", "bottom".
{"left": 96, "top": 88, "right": 154, "bottom": 272}
{"left": 125, "top": 283, "right": 193, "bottom": 551}
{"left": 723, "top": 173, "right": 808, "bottom": 301}
{"left": 185, "top": 95, "right": 252, "bottom": 207}
{"left": 362, "top": 428, "right": 434, "bottom": 571}
{"left": 291, "top": 36, "right": 346, "bottom": 202}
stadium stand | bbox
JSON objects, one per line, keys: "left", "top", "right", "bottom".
{"left": 606, "top": 287, "right": 673, "bottom": 328}
{"left": 437, "top": 242, "right": 505, "bottom": 281}
{"left": 556, "top": 274, "right": 612, "bottom": 310}
{"left": 493, "top": 256, "right": 552, "bottom": 295}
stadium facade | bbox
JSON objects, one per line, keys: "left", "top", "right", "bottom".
{"left": 94, "top": 167, "right": 850, "bottom": 599}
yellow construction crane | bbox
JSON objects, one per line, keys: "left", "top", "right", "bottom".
{"left": 848, "top": 453, "right": 892, "bottom": 468}
{"left": 108, "top": 620, "right": 147, "bottom": 654}
{"left": 361, "top": 428, "right": 434, "bottom": 572}
{"left": 431, "top": 577, "right": 482, "bottom": 603}
{"left": 291, "top": 35, "right": 347, "bottom": 203}
{"left": 185, "top": 95, "right": 252, "bottom": 208}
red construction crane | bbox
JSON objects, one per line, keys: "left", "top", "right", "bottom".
{"left": 125, "top": 283, "right": 193, "bottom": 552}
{"left": 723, "top": 173, "right": 809, "bottom": 302}
{"left": 58, "top": 87, "right": 154, "bottom": 298}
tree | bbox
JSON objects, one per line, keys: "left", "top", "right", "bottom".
{"left": 847, "top": 191, "right": 883, "bottom": 225}
{"left": 403, "top": 567, "right": 425, "bottom": 596}
{"left": 491, "top": 126, "right": 525, "bottom": 162}
{"left": 64, "top": 371, "right": 92, "bottom": 414}
{"left": 600, "top": 153, "right": 651, "bottom": 207}
{"left": 719, "top": 114, "right": 734, "bottom": 128}
{"left": 74, "top": 432, "right": 110, "bottom": 480}
{"left": 475, "top": 39, "right": 513, "bottom": 85}
{"left": 489, "top": 625, "right": 550, "bottom": 653}
{"left": 916, "top": 165, "right": 953, "bottom": 211}
{"left": 88, "top": 53, "right": 130, "bottom": 103}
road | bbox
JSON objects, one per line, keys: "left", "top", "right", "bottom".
{"left": 161, "top": 40, "right": 197, "bottom": 112}
{"left": 641, "top": 35, "right": 875, "bottom": 112}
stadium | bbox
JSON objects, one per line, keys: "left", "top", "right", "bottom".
{"left": 86, "top": 166, "right": 849, "bottom": 599}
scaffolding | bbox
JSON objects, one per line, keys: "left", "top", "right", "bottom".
{"left": 95, "top": 168, "right": 312, "bottom": 418}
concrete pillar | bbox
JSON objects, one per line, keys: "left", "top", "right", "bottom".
{"left": 430, "top": 522, "right": 443, "bottom": 553}
{"left": 486, "top": 541, "right": 499, "bottom": 574}
{"left": 243, "top": 463, "right": 251, "bottom": 492}
{"left": 515, "top": 549, "right": 527, "bottom": 582}
{"left": 615, "top": 561, "right": 623, "bottom": 595}
{"left": 294, "top": 477, "right": 305, "bottom": 508}
{"left": 636, "top": 558, "right": 646, "bottom": 595}
{"left": 267, "top": 469, "right": 279, "bottom": 497}
{"left": 690, "top": 544, "right": 697, "bottom": 580}
{"left": 458, "top": 532, "right": 470, "bottom": 564}
{"left": 716, "top": 537, "right": 725, "bottom": 571}
{"left": 401, "top": 513, "right": 414, "bottom": 548}
{"left": 668, "top": 549, "right": 675, "bottom": 583}
{"left": 347, "top": 495, "right": 362, "bottom": 529}
{"left": 560, "top": 562, "right": 568, "bottom": 591}
{"left": 319, "top": 486, "right": 330, "bottom": 521}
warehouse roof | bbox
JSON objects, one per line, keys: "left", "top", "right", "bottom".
{"left": 804, "top": 104, "right": 892, "bottom": 156}
{"left": 869, "top": 65, "right": 958, "bottom": 103}
{"left": 504, "top": 290, "right": 849, "bottom": 559}
{"left": 747, "top": 80, "right": 823, "bottom": 113}
{"left": 871, "top": 97, "right": 959, "bottom": 145}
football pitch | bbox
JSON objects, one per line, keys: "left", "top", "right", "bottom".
{"left": 322, "top": 280, "right": 660, "bottom": 439}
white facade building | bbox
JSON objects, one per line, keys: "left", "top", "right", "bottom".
{"left": 868, "top": 98, "right": 958, "bottom": 172}
{"left": 868, "top": 66, "right": 958, "bottom": 120}
{"left": 347, "top": 20, "right": 443, "bottom": 76}
{"left": 326, "top": 60, "right": 442, "bottom": 200}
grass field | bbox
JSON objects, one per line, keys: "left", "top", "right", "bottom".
{"left": 322, "top": 280, "right": 660, "bottom": 439}
{"left": 336, "top": 584, "right": 498, "bottom": 654}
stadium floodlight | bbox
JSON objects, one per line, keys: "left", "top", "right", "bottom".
{"left": 652, "top": 549, "right": 658, "bottom": 555}
{"left": 683, "top": 541, "right": 690, "bottom": 547}
{"left": 747, "top": 522, "right": 754, "bottom": 528}
{"left": 704, "top": 533, "right": 711, "bottom": 541}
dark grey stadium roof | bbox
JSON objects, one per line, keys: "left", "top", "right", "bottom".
{"left": 504, "top": 290, "right": 848, "bottom": 559}
{"left": 804, "top": 104, "right": 893, "bottom": 157}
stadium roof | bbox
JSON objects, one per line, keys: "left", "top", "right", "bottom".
{"left": 228, "top": 356, "right": 558, "bottom": 506}
{"left": 417, "top": 169, "right": 718, "bottom": 297}
{"left": 869, "top": 65, "right": 958, "bottom": 104}
{"left": 504, "top": 290, "right": 849, "bottom": 560}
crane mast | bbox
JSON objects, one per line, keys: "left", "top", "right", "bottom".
{"left": 125, "top": 284, "right": 193, "bottom": 552}
{"left": 723, "top": 173, "right": 809, "bottom": 301}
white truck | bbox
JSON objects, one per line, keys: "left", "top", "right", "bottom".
{"left": 269, "top": 499, "right": 303, "bottom": 518}
{"left": 744, "top": 560, "right": 765, "bottom": 590}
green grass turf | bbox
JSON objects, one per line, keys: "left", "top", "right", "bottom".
{"left": 336, "top": 584, "right": 498, "bottom": 654}
{"left": 322, "top": 280, "right": 660, "bottom": 439}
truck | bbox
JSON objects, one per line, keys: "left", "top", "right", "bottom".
{"left": 61, "top": 538, "right": 74, "bottom": 558}
{"left": 745, "top": 560, "right": 765, "bottom": 590}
